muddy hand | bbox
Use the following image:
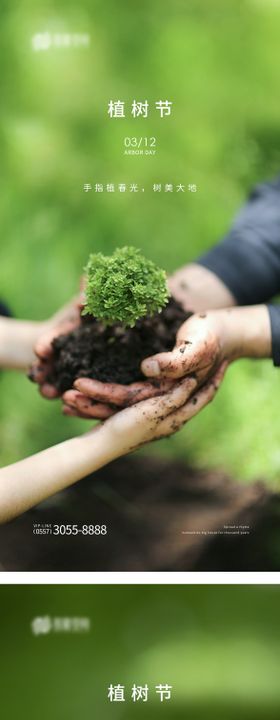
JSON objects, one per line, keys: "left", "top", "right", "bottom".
{"left": 103, "top": 363, "right": 227, "bottom": 449}
{"left": 149, "top": 362, "right": 228, "bottom": 440}
{"left": 141, "top": 311, "right": 230, "bottom": 385}
{"left": 62, "top": 377, "right": 175, "bottom": 419}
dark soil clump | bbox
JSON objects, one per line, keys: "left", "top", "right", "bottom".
{"left": 48, "top": 297, "right": 191, "bottom": 394}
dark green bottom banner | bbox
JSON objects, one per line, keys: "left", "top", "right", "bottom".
{"left": 1, "top": 585, "right": 279, "bottom": 719}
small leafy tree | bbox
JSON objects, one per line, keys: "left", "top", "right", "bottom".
{"left": 83, "top": 246, "right": 169, "bottom": 327}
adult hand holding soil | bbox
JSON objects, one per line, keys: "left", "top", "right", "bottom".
{"left": 141, "top": 305, "right": 272, "bottom": 383}
{"left": 0, "top": 370, "right": 230, "bottom": 523}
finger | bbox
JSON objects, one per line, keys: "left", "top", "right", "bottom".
{"left": 124, "top": 379, "right": 175, "bottom": 406}
{"left": 35, "top": 330, "right": 61, "bottom": 360}
{"left": 141, "top": 343, "right": 200, "bottom": 380}
{"left": 74, "top": 377, "right": 174, "bottom": 407}
{"left": 63, "top": 403, "right": 114, "bottom": 419}
{"left": 76, "top": 401, "right": 115, "bottom": 419}
{"left": 62, "top": 405, "right": 94, "bottom": 419}
{"left": 74, "top": 378, "right": 157, "bottom": 406}
{"left": 35, "top": 320, "right": 78, "bottom": 360}
{"left": 154, "top": 362, "right": 228, "bottom": 436}
{"left": 74, "top": 378, "right": 133, "bottom": 406}
{"left": 28, "top": 361, "right": 51, "bottom": 384}
{"left": 62, "top": 389, "right": 87, "bottom": 406}
{"left": 39, "top": 383, "right": 60, "bottom": 399}
{"left": 63, "top": 390, "right": 115, "bottom": 417}
{"left": 63, "top": 390, "right": 114, "bottom": 419}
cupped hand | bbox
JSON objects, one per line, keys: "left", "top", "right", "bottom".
{"left": 141, "top": 310, "right": 231, "bottom": 384}
{"left": 29, "top": 291, "right": 84, "bottom": 398}
{"left": 62, "top": 377, "right": 175, "bottom": 419}
{"left": 98, "top": 362, "right": 227, "bottom": 450}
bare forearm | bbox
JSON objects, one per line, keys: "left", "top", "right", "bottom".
{"left": 169, "top": 265, "right": 273, "bottom": 363}
{"left": 168, "top": 263, "right": 237, "bottom": 312}
{"left": 219, "top": 304, "right": 272, "bottom": 360}
{"left": 0, "top": 318, "right": 46, "bottom": 370}
{"left": 0, "top": 298, "right": 80, "bottom": 371}
{"left": 0, "top": 424, "right": 122, "bottom": 523}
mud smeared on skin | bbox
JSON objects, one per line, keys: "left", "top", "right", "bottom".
{"left": 47, "top": 298, "right": 192, "bottom": 394}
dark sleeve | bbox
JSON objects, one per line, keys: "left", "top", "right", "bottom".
{"left": 267, "top": 305, "right": 280, "bottom": 367}
{"left": 197, "top": 176, "right": 280, "bottom": 305}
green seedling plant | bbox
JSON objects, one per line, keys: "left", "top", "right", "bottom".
{"left": 83, "top": 246, "right": 169, "bottom": 328}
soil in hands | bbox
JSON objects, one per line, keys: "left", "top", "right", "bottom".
{"left": 47, "top": 298, "right": 192, "bottom": 394}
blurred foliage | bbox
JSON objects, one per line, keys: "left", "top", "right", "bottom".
{"left": 1, "top": 584, "right": 280, "bottom": 719}
{"left": 1, "top": 0, "right": 280, "bottom": 484}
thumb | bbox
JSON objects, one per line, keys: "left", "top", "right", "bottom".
{"left": 141, "top": 317, "right": 199, "bottom": 380}
{"left": 141, "top": 341, "right": 198, "bottom": 380}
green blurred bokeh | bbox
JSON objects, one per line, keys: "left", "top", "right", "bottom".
{"left": 1, "top": 0, "right": 280, "bottom": 485}
{"left": 1, "top": 584, "right": 280, "bottom": 719}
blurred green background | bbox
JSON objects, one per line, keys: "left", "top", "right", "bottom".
{"left": 1, "top": 0, "right": 280, "bottom": 485}
{"left": 1, "top": 584, "right": 280, "bottom": 719}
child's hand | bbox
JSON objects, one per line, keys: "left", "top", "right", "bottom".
{"left": 62, "top": 378, "right": 175, "bottom": 419}
{"left": 99, "top": 363, "right": 227, "bottom": 451}
{"left": 29, "top": 293, "right": 84, "bottom": 398}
